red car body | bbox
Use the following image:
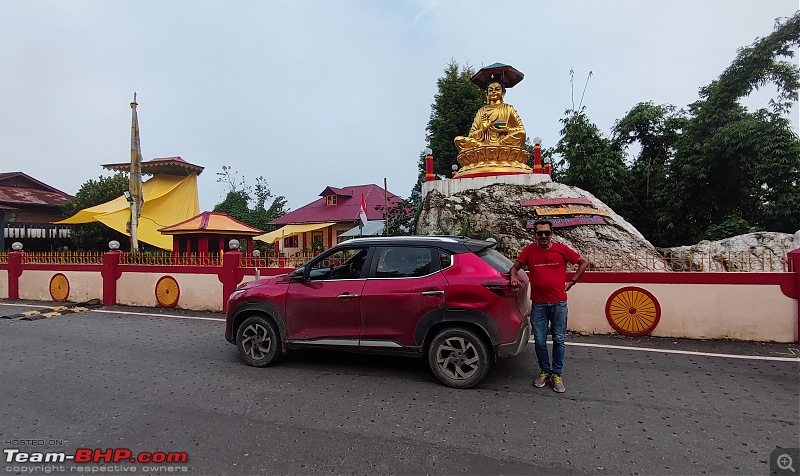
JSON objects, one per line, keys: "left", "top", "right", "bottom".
{"left": 225, "top": 236, "right": 531, "bottom": 388}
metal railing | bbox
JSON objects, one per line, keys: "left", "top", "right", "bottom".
{"left": 4, "top": 249, "right": 792, "bottom": 272}
{"left": 119, "top": 252, "right": 223, "bottom": 266}
{"left": 567, "top": 249, "right": 792, "bottom": 272}
{"left": 21, "top": 251, "right": 104, "bottom": 265}
{"left": 240, "top": 253, "right": 314, "bottom": 269}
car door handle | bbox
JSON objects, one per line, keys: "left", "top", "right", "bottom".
{"left": 337, "top": 293, "right": 359, "bottom": 299}
{"left": 421, "top": 290, "right": 444, "bottom": 296}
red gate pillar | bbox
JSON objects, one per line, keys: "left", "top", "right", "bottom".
{"left": 7, "top": 250, "right": 23, "bottom": 300}
{"left": 220, "top": 250, "right": 243, "bottom": 312}
{"left": 102, "top": 250, "right": 122, "bottom": 306}
{"left": 789, "top": 248, "right": 800, "bottom": 343}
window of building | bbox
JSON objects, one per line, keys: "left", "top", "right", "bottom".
{"left": 326, "top": 195, "right": 337, "bottom": 206}
{"left": 311, "top": 231, "right": 324, "bottom": 252}
{"left": 283, "top": 235, "right": 299, "bottom": 248}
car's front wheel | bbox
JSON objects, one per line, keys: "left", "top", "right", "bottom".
{"left": 236, "top": 315, "right": 282, "bottom": 367}
{"left": 428, "top": 327, "right": 491, "bottom": 389}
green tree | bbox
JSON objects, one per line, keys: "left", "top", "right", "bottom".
{"left": 612, "top": 102, "right": 685, "bottom": 244}
{"left": 659, "top": 13, "right": 800, "bottom": 245}
{"left": 212, "top": 166, "right": 287, "bottom": 232}
{"left": 555, "top": 109, "right": 630, "bottom": 214}
{"left": 425, "top": 60, "right": 486, "bottom": 176}
{"left": 61, "top": 174, "right": 129, "bottom": 250}
{"left": 372, "top": 198, "right": 416, "bottom": 236}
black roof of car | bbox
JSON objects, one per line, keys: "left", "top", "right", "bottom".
{"left": 340, "top": 235, "right": 496, "bottom": 254}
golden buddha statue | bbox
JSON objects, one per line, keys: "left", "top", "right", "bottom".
{"left": 455, "top": 81, "right": 526, "bottom": 151}
{"left": 453, "top": 64, "right": 532, "bottom": 177}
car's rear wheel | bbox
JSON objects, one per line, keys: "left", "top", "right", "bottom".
{"left": 236, "top": 315, "right": 282, "bottom": 367}
{"left": 428, "top": 327, "right": 490, "bottom": 389}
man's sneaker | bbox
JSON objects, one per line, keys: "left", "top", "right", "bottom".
{"left": 533, "top": 372, "right": 550, "bottom": 388}
{"left": 552, "top": 375, "right": 566, "bottom": 393}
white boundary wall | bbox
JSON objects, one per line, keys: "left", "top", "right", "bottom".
{"left": 116, "top": 272, "right": 222, "bottom": 311}
{"left": 18, "top": 270, "right": 102, "bottom": 303}
{"left": 569, "top": 283, "right": 797, "bottom": 342}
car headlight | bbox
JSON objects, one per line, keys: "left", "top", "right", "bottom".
{"left": 228, "top": 289, "right": 247, "bottom": 301}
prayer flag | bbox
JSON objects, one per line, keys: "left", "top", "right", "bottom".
{"left": 130, "top": 94, "right": 144, "bottom": 217}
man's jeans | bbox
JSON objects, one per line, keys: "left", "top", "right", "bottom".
{"left": 531, "top": 300, "right": 568, "bottom": 376}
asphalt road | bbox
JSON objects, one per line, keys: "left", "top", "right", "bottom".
{"left": 0, "top": 301, "right": 798, "bottom": 476}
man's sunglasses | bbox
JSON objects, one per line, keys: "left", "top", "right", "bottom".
{"left": 535, "top": 230, "right": 552, "bottom": 237}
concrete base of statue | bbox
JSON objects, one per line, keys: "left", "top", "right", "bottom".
{"left": 421, "top": 172, "right": 551, "bottom": 199}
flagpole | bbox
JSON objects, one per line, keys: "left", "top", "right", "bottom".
{"left": 383, "top": 178, "right": 389, "bottom": 236}
{"left": 129, "top": 93, "right": 140, "bottom": 252}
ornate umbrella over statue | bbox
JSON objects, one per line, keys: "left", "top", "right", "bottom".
{"left": 470, "top": 63, "right": 525, "bottom": 90}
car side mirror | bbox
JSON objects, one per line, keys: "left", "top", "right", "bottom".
{"left": 291, "top": 266, "right": 307, "bottom": 282}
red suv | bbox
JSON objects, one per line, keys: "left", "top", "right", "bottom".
{"left": 225, "top": 236, "right": 531, "bottom": 388}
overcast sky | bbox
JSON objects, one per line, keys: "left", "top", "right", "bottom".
{"left": 1, "top": 1, "right": 797, "bottom": 214}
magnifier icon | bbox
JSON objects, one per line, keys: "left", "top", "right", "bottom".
{"left": 778, "top": 454, "right": 795, "bottom": 472}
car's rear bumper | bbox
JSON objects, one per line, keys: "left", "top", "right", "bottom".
{"left": 496, "top": 314, "right": 531, "bottom": 359}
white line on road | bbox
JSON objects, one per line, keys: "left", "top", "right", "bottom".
{"left": 0, "top": 303, "right": 225, "bottom": 322}
{"left": 95, "top": 309, "right": 225, "bottom": 322}
{"left": 2, "top": 303, "right": 796, "bottom": 361}
{"left": 527, "top": 338, "right": 800, "bottom": 362}
{"left": 1, "top": 303, "right": 56, "bottom": 308}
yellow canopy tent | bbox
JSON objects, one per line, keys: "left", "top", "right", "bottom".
{"left": 254, "top": 222, "right": 334, "bottom": 244}
{"left": 55, "top": 173, "right": 200, "bottom": 250}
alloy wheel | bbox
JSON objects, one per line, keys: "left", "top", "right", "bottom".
{"left": 435, "top": 336, "right": 480, "bottom": 380}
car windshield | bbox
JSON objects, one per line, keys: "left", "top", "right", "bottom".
{"left": 307, "top": 247, "right": 368, "bottom": 280}
{"left": 476, "top": 247, "right": 514, "bottom": 274}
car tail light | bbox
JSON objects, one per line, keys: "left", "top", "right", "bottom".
{"left": 482, "top": 281, "right": 515, "bottom": 297}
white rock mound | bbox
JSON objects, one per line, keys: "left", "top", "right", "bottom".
{"left": 661, "top": 232, "right": 797, "bottom": 272}
{"left": 417, "top": 180, "right": 666, "bottom": 270}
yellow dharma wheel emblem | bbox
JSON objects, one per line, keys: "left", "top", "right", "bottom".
{"left": 49, "top": 273, "right": 70, "bottom": 302}
{"left": 605, "top": 286, "right": 661, "bottom": 336}
{"left": 155, "top": 276, "right": 180, "bottom": 308}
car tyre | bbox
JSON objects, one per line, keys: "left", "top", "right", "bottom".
{"left": 428, "top": 327, "right": 491, "bottom": 389}
{"left": 236, "top": 315, "right": 283, "bottom": 367}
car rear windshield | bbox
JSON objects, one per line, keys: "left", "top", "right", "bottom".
{"left": 476, "top": 248, "right": 515, "bottom": 274}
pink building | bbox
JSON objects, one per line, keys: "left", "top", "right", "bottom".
{"left": 257, "top": 184, "right": 402, "bottom": 255}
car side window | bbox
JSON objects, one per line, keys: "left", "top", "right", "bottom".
{"left": 376, "top": 247, "right": 433, "bottom": 278}
{"left": 307, "top": 247, "right": 368, "bottom": 281}
{"left": 440, "top": 251, "right": 452, "bottom": 269}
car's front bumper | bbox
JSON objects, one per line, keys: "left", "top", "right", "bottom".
{"left": 496, "top": 314, "right": 531, "bottom": 359}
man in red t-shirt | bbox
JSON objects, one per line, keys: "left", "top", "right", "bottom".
{"left": 510, "top": 219, "right": 588, "bottom": 393}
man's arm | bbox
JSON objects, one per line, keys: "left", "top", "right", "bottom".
{"left": 565, "top": 257, "right": 589, "bottom": 291}
{"left": 509, "top": 261, "right": 524, "bottom": 288}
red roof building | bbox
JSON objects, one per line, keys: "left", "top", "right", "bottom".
{"left": 0, "top": 172, "right": 74, "bottom": 251}
{"left": 257, "top": 184, "right": 403, "bottom": 255}
{"left": 158, "top": 211, "right": 263, "bottom": 256}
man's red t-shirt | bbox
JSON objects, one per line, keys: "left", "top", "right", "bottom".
{"left": 516, "top": 242, "right": 581, "bottom": 303}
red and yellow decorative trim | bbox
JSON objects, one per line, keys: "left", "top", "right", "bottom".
{"left": 49, "top": 273, "right": 70, "bottom": 302}
{"left": 155, "top": 276, "right": 180, "bottom": 308}
{"left": 605, "top": 286, "right": 661, "bottom": 336}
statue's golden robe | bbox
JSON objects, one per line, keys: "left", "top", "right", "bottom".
{"left": 455, "top": 103, "right": 526, "bottom": 152}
